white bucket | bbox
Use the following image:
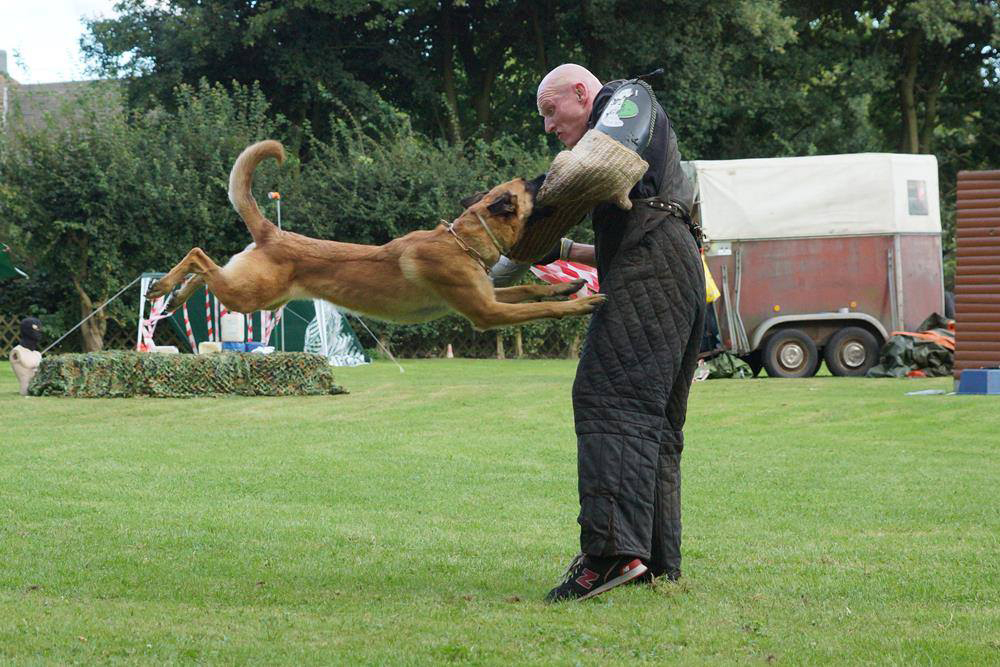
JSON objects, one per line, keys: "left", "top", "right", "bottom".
{"left": 220, "top": 312, "right": 246, "bottom": 342}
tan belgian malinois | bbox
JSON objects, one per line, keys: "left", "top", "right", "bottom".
{"left": 147, "top": 140, "right": 604, "bottom": 330}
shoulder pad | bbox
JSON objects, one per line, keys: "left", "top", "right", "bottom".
{"left": 594, "top": 80, "right": 656, "bottom": 154}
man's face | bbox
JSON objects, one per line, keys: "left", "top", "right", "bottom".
{"left": 537, "top": 83, "right": 591, "bottom": 148}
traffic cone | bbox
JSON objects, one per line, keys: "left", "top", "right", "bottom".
{"left": 445, "top": 343, "right": 454, "bottom": 359}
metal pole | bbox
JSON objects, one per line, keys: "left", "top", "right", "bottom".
{"left": 269, "top": 191, "right": 286, "bottom": 351}
{"left": 279, "top": 196, "right": 285, "bottom": 351}
{"left": 136, "top": 276, "right": 148, "bottom": 350}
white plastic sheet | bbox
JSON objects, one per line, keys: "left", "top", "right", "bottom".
{"left": 687, "top": 153, "right": 941, "bottom": 241}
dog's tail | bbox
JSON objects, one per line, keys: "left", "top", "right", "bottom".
{"left": 228, "top": 140, "right": 285, "bottom": 244}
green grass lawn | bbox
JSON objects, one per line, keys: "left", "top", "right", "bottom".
{"left": 1, "top": 359, "right": 997, "bottom": 664}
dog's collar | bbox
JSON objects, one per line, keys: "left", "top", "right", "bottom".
{"left": 474, "top": 211, "right": 509, "bottom": 255}
{"left": 443, "top": 220, "right": 492, "bottom": 273}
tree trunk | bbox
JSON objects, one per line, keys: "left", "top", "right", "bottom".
{"left": 73, "top": 277, "right": 107, "bottom": 352}
{"left": 437, "top": 2, "right": 463, "bottom": 144}
{"left": 454, "top": 2, "right": 512, "bottom": 140}
{"left": 898, "top": 32, "right": 921, "bottom": 153}
{"left": 579, "top": 0, "right": 608, "bottom": 78}
{"left": 919, "top": 59, "right": 947, "bottom": 154}
{"left": 529, "top": 3, "right": 548, "bottom": 75}
{"left": 472, "top": 59, "right": 500, "bottom": 138}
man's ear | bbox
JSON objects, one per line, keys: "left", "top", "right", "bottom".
{"left": 460, "top": 191, "right": 487, "bottom": 209}
{"left": 487, "top": 191, "right": 516, "bottom": 217}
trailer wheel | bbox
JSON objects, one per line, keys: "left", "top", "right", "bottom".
{"left": 763, "top": 329, "right": 819, "bottom": 378}
{"left": 824, "top": 327, "right": 879, "bottom": 377}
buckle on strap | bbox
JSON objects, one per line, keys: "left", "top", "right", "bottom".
{"left": 638, "top": 198, "right": 702, "bottom": 248}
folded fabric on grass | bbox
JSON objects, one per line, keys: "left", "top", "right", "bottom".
{"left": 867, "top": 313, "right": 954, "bottom": 378}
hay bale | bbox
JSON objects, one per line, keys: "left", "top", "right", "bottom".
{"left": 28, "top": 351, "right": 346, "bottom": 398}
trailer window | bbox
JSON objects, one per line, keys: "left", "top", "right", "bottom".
{"left": 908, "top": 180, "right": 929, "bottom": 215}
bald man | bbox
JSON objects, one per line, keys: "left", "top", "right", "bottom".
{"left": 537, "top": 64, "right": 706, "bottom": 602}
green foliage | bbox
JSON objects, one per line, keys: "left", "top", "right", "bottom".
{"left": 0, "top": 80, "right": 554, "bottom": 353}
{"left": 83, "top": 1, "right": 999, "bottom": 170}
{"left": 8, "top": 2, "right": 997, "bottom": 349}
{"left": 0, "top": 81, "right": 283, "bottom": 349}
{"left": 360, "top": 311, "right": 588, "bottom": 359}
{"left": 284, "top": 107, "right": 550, "bottom": 245}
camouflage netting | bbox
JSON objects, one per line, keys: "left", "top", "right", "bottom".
{"left": 28, "top": 351, "right": 346, "bottom": 398}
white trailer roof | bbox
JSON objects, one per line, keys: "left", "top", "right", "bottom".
{"left": 687, "top": 153, "right": 941, "bottom": 241}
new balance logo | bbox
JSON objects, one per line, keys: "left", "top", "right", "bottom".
{"left": 575, "top": 568, "right": 599, "bottom": 590}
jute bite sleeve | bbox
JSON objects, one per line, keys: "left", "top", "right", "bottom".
{"left": 507, "top": 129, "right": 647, "bottom": 262}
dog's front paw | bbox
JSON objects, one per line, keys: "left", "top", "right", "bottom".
{"left": 551, "top": 279, "right": 586, "bottom": 297}
{"left": 573, "top": 293, "right": 606, "bottom": 314}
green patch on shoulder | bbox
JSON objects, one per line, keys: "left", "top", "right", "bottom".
{"left": 618, "top": 100, "right": 639, "bottom": 119}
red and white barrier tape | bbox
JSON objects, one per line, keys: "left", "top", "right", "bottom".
{"left": 138, "top": 296, "right": 171, "bottom": 350}
{"left": 181, "top": 302, "right": 198, "bottom": 353}
{"left": 205, "top": 290, "right": 214, "bottom": 342}
{"left": 263, "top": 306, "right": 284, "bottom": 343}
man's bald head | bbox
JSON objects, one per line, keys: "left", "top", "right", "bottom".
{"left": 536, "top": 64, "right": 603, "bottom": 106}
{"left": 536, "top": 64, "right": 603, "bottom": 148}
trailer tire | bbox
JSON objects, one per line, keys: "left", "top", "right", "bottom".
{"left": 824, "top": 327, "right": 879, "bottom": 377}
{"left": 763, "top": 329, "right": 819, "bottom": 378}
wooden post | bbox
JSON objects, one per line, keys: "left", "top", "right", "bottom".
{"left": 514, "top": 328, "right": 524, "bottom": 358}
{"left": 496, "top": 331, "right": 505, "bottom": 360}
{"left": 568, "top": 334, "right": 581, "bottom": 359}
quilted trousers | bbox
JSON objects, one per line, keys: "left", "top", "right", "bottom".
{"left": 572, "top": 207, "right": 705, "bottom": 577}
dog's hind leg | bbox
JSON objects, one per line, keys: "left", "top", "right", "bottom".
{"left": 148, "top": 248, "right": 209, "bottom": 300}
{"left": 147, "top": 248, "right": 224, "bottom": 304}
{"left": 167, "top": 274, "right": 206, "bottom": 310}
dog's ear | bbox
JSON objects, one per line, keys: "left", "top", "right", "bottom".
{"left": 460, "top": 191, "right": 487, "bottom": 209}
{"left": 487, "top": 191, "right": 517, "bottom": 217}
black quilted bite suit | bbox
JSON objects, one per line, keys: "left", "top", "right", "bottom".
{"left": 572, "top": 81, "right": 706, "bottom": 578}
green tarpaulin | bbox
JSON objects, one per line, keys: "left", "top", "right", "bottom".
{"left": 0, "top": 243, "right": 28, "bottom": 281}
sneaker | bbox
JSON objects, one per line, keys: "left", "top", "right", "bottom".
{"left": 545, "top": 553, "right": 648, "bottom": 603}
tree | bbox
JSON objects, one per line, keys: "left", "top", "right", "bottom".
{"left": 0, "top": 82, "right": 285, "bottom": 351}
{"left": 83, "top": 0, "right": 546, "bottom": 144}
{"left": 0, "top": 79, "right": 551, "bottom": 351}
{"left": 794, "top": 1, "right": 999, "bottom": 155}
{"left": 83, "top": 0, "right": 813, "bottom": 152}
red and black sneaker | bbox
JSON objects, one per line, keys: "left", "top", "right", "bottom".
{"left": 545, "top": 553, "right": 648, "bottom": 603}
